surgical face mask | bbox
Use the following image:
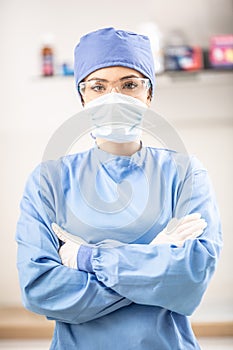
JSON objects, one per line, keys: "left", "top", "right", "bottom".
{"left": 84, "top": 93, "right": 148, "bottom": 143}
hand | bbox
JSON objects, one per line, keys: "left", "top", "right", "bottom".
{"left": 150, "top": 213, "right": 207, "bottom": 247}
{"left": 52, "top": 223, "right": 85, "bottom": 269}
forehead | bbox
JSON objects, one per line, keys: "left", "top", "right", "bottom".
{"left": 84, "top": 66, "right": 144, "bottom": 81}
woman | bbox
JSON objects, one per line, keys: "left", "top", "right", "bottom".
{"left": 16, "top": 27, "right": 222, "bottom": 349}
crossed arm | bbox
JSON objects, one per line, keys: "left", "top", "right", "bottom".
{"left": 16, "top": 163, "right": 222, "bottom": 325}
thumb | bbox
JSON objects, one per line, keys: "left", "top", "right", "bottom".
{"left": 52, "top": 223, "right": 68, "bottom": 243}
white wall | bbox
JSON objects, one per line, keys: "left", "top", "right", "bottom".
{"left": 0, "top": 0, "right": 232, "bottom": 322}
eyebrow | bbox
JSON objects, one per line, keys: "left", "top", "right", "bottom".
{"left": 86, "top": 74, "right": 141, "bottom": 82}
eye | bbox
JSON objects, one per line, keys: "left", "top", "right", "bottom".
{"left": 121, "top": 80, "right": 139, "bottom": 90}
{"left": 90, "top": 83, "right": 106, "bottom": 93}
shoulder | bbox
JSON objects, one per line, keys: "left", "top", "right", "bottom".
{"left": 145, "top": 146, "right": 207, "bottom": 175}
{"left": 26, "top": 148, "right": 93, "bottom": 187}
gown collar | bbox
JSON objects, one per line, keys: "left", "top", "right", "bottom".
{"left": 92, "top": 141, "right": 147, "bottom": 167}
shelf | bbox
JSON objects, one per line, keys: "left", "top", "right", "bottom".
{"left": 156, "top": 69, "right": 233, "bottom": 87}
{"left": 34, "top": 69, "right": 233, "bottom": 85}
{"left": 31, "top": 70, "right": 233, "bottom": 93}
{"left": 37, "top": 68, "right": 233, "bottom": 78}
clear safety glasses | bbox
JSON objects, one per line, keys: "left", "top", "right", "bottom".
{"left": 78, "top": 77, "right": 151, "bottom": 99}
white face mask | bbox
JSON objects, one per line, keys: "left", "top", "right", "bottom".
{"left": 84, "top": 93, "right": 148, "bottom": 143}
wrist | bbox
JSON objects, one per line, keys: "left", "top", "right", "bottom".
{"left": 77, "top": 245, "right": 94, "bottom": 273}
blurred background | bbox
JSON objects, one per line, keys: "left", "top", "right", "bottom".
{"left": 0, "top": 0, "right": 233, "bottom": 343}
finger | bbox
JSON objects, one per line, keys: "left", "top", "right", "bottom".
{"left": 167, "top": 218, "right": 205, "bottom": 236}
{"left": 175, "top": 219, "right": 207, "bottom": 235}
{"left": 177, "top": 221, "right": 207, "bottom": 238}
{"left": 172, "top": 233, "right": 200, "bottom": 247}
{"left": 164, "top": 237, "right": 185, "bottom": 247}
{"left": 51, "top": 223, "right": 68, "bottom": 243}
{"left": 166, "top": 214, "right": 202, "bottom": 234}
{"left": 52, "top": 223, "right": 88, "bottom": 245}
{"left": 166, "top": 218, "right": 179, "bottom": 233}
{"left": 174, "top": 229, "right": 205, "bottom": 246}
{"left": 189, "top": 229, "right": 205, "bottom": 239}
{"left": 178, "top": 213, "right": 202, "bottom": 224}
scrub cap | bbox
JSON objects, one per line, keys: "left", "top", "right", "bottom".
{"left": 74, "top": 27, "right": 156, "bottom": 97}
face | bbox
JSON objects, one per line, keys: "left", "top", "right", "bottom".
{"left": 80, "top": 66, "right": 152, "bottom": 106}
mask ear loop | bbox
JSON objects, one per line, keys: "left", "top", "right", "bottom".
{"left": 90, "top": 132, "right": 96, "bottom": 140}
{"left": 139, "top": 140, "right": 143, "bottom": 151}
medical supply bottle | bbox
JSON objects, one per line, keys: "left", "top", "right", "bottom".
{"left": 41, "top": 45, "right": 54, "bottom": 76}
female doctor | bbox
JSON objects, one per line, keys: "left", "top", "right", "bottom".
{"left": 16, "top": 28, "right": 222, "bottom": 349}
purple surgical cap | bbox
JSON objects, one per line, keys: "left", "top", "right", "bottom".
{"left": 74, "top": 27, "right": 155, "bottom": 97}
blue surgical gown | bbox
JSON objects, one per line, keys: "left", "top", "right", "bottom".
{"left": 16, "top": 146, "right": 222, "bottom": 350}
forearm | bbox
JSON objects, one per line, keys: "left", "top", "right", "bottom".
{"left": 17, "top": 256, "right": 132, "bottom": 324}
{"left": 84, "top": 238, "right": 220, "bottom": 315}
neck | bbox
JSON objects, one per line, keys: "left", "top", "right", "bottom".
{"left": 96, "top": 139, "right": 142, "bottom": 156}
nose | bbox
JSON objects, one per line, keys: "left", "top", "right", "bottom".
{"left": 109, "top": 84, "right": 120, "bottom": 93}
{"left": 109, "top": 82, "right": 119, "bottom": 93}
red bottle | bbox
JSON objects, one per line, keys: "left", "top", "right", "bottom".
{"left": 42, "top": 45, "right": 54, "bottom": 76}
